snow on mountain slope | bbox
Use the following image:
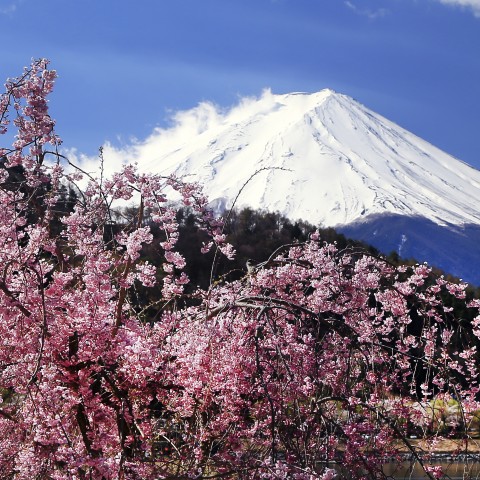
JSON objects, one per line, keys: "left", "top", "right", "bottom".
{"left": 134, "top": 89, "right": 480, "bottom": 228}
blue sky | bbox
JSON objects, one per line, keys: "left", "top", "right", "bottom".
{"left": 1, "top": 0, "right": 480, "bottom": 169}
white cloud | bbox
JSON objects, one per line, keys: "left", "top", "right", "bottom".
{"left": 344, "top": 1, "right": 389, "bottom": 19}
{"left": 436, "top": 0, "right": 480, "bottom": 17}
{"left": 0, "top": 3, "right": 16, "bottom": 15}
{"left": 68, "top": 89, "right": 279, "bottom": 183}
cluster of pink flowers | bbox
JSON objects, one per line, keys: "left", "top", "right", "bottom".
{"left": 0, "top": 59, "right": 479, "bottom": 479}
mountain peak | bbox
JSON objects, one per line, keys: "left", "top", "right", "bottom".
{"left": 279, "top": 88, "right": 338, "bottom": 99}
{"left": 141, "top": 90, "right": 480, "bottom": 228}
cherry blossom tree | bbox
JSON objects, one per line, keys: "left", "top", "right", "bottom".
{"left": 1, "top": 59, "right": 480, "bottom": 480}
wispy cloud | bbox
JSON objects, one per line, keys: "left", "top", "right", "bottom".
{"left": 0, "top": 0, "right": 22, "bottom": 15}
{"left": 344, "top": 1, "right": 389, "bottom": 20}
{"left": 436, "top": 0, "right": 480, "bottom": 17}
{"left": 68, "top": 89, "right": 279, "bottom": 182}
{"left": 0, "top": 4, "right": 16, "bottom": 15}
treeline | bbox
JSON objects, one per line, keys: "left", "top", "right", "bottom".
{"left": 133, "top": 206, "right": 380, "bottom": 294}
{"left": 173, "top": 205, "right": 480, "bottom": 292}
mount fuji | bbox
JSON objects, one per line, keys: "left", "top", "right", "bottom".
{"left": 136, "top": 89, "right": 480, "bottom": 284}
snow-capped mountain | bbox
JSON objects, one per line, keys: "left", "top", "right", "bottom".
{"left": 131, "top": 89, "right": 480, "bottom": 283}
{"left": 142, "top": 89, "right": 480, "bottom": 229}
